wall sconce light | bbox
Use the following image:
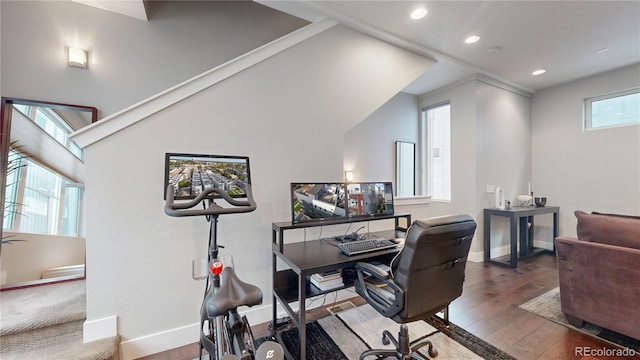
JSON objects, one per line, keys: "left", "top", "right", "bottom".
{"left": 345, "top": 171, "right": 354, "bottom": 182}
{"left": 68, "top": 47, "right": 88, "bottom": 69}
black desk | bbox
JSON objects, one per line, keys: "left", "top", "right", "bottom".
{"left": 483, "top": 206, "right": 558, "bottom": 269}
{"left": 271, "top": 213, "right": 411, "bottom": 360}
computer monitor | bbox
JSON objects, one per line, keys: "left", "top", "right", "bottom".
{"left": 290, "top": 183, "right": 347, "bottom": 224}
{"left": 164, "top": 153, "right": 250, "bottom": 200}
{"left": 346, "top": 182, "right": 394, "bottom": 218}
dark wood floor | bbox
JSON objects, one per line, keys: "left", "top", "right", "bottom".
{"left": 139, "top": 254, "right": 638, "bottom": 359}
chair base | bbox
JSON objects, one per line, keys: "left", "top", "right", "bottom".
{"left": 359, "top": 324, "right": 438, "bottom": 360}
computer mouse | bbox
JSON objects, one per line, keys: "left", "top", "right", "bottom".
{"left": 392, "top": 238, "right": 405, "bottom": 244}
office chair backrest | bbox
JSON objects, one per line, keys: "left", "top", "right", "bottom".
{"left": 394, "top": 214, "right": 476, "bottom": 322}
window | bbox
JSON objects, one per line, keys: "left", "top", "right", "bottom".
{"left": 585, "top": 88, "right": 640, "bottom": 130}
{"left": 15, "top": 105, "right": 84, "bottom": 159}
{"left": 422, "top": 102, "right": 451, "bottom": 201}
{"left": 3, "top": 150, "right": 84, "bottom": 236}
{"left": 3, "top": 151, "right": 23, "bottom": 229}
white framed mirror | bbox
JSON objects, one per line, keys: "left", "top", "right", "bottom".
{"left": 1, "top": 97, "right": 96, "bottom": 289}
{"left": 395, "top": 141, "right": 415, "bottom": 197}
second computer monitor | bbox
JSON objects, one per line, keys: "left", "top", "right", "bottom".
{"left": 346, "top": 182, "right": 394, "bottom": 218}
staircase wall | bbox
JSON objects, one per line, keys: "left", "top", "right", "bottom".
{"left": 76, "top": 23, "right": 434, "bottom": 358}
{"left": 0, "top": 1, "right": 308, "bottom": 117}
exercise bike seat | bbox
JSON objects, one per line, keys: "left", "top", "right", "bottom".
{"left": 203, "top": 267, "right": 263, "bottom": 319}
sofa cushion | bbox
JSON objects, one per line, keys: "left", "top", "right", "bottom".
{"left": 575, "top": 210, "right": 640, "bottom": 250}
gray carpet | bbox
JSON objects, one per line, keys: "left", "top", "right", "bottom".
{"left": 1, "top": 280, "right": 86, "bottom": 335}
{"left": 0, "top": 280, "right": 120, "bottom": 360}
{"left": 519, "top": 287, "right": 640, "bottom": 352}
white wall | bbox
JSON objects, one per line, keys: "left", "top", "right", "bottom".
{"left": 81, "top": 25, "right": 432, "bottom": 358}
{"left": 420, "top": 79, "right": 479, "bottom": 216}
{"left": 343, "top": 92, "right": 419, "bottom": 184}
{"left": 343, "top": 92, "right": 435, "bottom": 222}
{"left": 0, "top": 1, "right": 307, "bottom": 117}
{"left": 418, "top": 77, "right": 532, "bottom": 258}
{"left": 418, "top": 79, "right": 479, "bottom": 251}
{"left": 344, "top": 78, "right": 528, "bottom": 252}
{"left": 475, "top": 80, "right": 533, "bottom": 254}
{"left": 532, "top": 64, "right": 640, "bottom": 238}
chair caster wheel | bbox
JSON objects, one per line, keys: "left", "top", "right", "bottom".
{"left": 382, "top": 334, "right": 390, "bottom": 345}
{"left": 428, "top": 349, "right": 438, "bottom": 358}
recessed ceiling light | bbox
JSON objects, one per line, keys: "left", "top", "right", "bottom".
{"left": 465, "top": 35, "right": 480, "bottom": 44}
{"left": 532, "top": 69, "right": 546, "bottom": 76}
{"left": 411, "top": 8, "right": 427, "bottom": 20}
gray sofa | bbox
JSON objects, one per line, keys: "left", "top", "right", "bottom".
{"left": 556, "top": 210, "right": 640, "bottom": 340}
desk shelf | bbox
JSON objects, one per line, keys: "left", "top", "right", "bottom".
{"left": 273, "top": 269, "right": 356, "bottom": 304}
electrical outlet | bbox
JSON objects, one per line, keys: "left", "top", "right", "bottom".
{"left": 487, "top": 185, "right": 495, "bottom": 193}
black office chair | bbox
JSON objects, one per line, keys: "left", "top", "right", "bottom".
{"left": 354, "top": 214, "right": 477, "bottom": 360}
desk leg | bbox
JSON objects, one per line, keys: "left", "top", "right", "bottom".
{"left": 553, "top": 211, "right": 559, "bottom": 253}
{"left": 528, "top": 216, "right": 535, "bottom": 252}
{"left": 298, "top": 274, "right": 306, "bottom": 360}
{"left": 510, "top": 216, "right": 517, "bottom": 269}
{"left": 519, "top": 216, "right": 528, "bottom": 257}
{"left": 272, "top": 253, "right": 277, "bottom": 330}
{"left": 484, "top": 214, "right": 491, "bottom": 261}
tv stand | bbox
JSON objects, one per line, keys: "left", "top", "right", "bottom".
{"left": 271, "top": 213, "right": 411, "bottom": 359}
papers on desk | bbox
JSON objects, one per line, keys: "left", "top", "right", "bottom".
{"left": 311, "top": 270, "right": 344, "bottom": 291}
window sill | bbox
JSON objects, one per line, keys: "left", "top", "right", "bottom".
{"left": 394, "top": 196, "right": 431, "bottom": 207}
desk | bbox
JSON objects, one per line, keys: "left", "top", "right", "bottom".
{"left": 484, "top": 206, "right": 558, "bottom": 269}
{"left": 271, "top": 213, "right": 411, "bottom": 360}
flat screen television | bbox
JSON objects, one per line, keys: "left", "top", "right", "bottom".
{"left": 346, "top": 182, "right": 394, "bottom": 218}
{"left": 290, "top": 183, "right": 347, "bottom": 224}
{"left": 164, "top": 153, "right": 251, "bottom": 200}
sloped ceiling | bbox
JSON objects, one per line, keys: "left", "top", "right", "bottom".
{"left": 71, "top": 1, "right": 640, "bottom": 96}
{"left": 260, "top": 1, "right": 640, "bottom": 95}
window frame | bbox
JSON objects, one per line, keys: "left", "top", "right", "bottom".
{"left": 421, "top": 101, "right": 452, "bottom": 202}
{"left": 584, "top": 87, "right": 640, "bottom": 131}
{"left": 4, "top": 148, "right": 84, "bottom": 236}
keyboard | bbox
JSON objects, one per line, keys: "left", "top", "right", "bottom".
{"left": 338, "top": 238, "right": 397, "bottom": 256}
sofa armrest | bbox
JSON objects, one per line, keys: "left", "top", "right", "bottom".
{"left": 556, "top": 236, "right": 640, "bottom": 340}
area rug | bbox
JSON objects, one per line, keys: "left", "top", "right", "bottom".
{"left": 273, "top": 304, "right": 515, "bottom": 359}
{"left": 519, "top": 287, "right": 640, "bottom": 352}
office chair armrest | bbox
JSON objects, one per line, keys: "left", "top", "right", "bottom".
{"left": 356, "top": 262, "right": 390, "bottom": 279}
{"left": 355, "top": 262, "right": 404, "bottom": 318}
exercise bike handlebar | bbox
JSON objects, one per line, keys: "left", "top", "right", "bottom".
{"left": 164, "top": 184, "right": 256, "bottom": 217}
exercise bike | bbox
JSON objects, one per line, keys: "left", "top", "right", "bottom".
{"left": 165, "top": 184, "right": 283, "bottom": 360}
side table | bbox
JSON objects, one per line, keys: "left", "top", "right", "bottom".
{"left": 484, "top": 206, "right": 559, "bottom": 269}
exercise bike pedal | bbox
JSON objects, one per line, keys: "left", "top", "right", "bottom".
{"left": 254, "top": 341, "right": 284, "bottom": 360}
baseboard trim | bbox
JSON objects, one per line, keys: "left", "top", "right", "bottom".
{"left": 119, "top": 303, "right": 273, "bottom": 359}
{"left": 118, "top": 288, "right": 359, "bottom": 359}
{"left": 120, "top": 323, "right": 198, "bottom": 360}
{"left": 467, "top": 250, "right": 480, "bottom": 263}
{"left": 84, "top": 315, "right": 118, "bottom": 343}
{"left": 473, "top": 241, "right": 554, "bottom": 265}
